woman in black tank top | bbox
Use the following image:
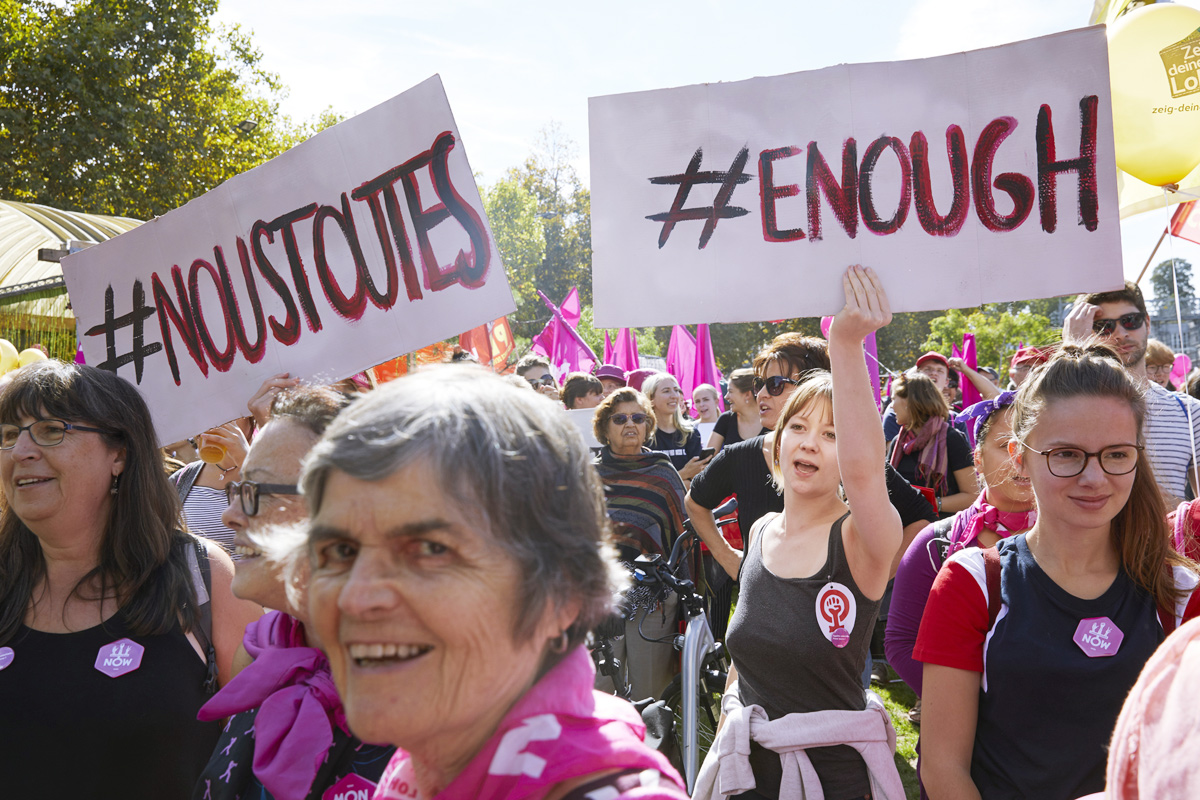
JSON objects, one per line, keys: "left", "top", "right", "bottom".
{"left": 0, "top": 362, "right": 263, "bottom": 799}
{"left": 720, "top": 266, "right": 905, "bottom": 800}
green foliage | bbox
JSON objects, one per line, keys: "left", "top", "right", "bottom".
{"left": 490, "top": 123, "right": 592, "bottom": 341}
{"left": 482, "top": 176, "right": 546, "bottom": 313}
{"left": 0, "top": 0, "right": 334, "bottom": 219}
{"left": 1151, "top": 258, "right": 1196, "bottom": 314}
{"left": 922, "top": 307, "right": 1057, "bottom": 371}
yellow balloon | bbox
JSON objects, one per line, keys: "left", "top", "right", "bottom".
{"left": 0, "top": 339, "right": 17, "bottom": 373}
{"left": 18, "top": 349, "right": 47, "bottom": 367}
{"left": 1110, "top": 3, "right": 1200, "bottom": 186}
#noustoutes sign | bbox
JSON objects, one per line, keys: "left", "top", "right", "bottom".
{"left": 589, "top": 26, "right": 1123, "bottom": 327}
{"left": 63, "top": 75, "right": 514, "bottom": 445}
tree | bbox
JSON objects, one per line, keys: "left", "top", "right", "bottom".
{"left": 497, "top": 123, "right": 592, "bottom": 340}
{"left": 482, "top": 175, "right": 546, "bottom": 313}
{"left": 921, "top": 307, "right": 1057, "bottom": 372}
{"left": 1150, "top": 258, "right": 1196, "bottom": 315}
{"left": 0, "top": 0, "right": 328, "bottom": 220}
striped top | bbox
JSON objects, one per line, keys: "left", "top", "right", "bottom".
{"left": 182, "top": 486, "right": 237, "bottom": 558}
{"left": 1144, "top": 381, "right": 1200, "bottom": 500}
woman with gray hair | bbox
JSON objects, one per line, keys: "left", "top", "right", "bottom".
{"left": 300, "top": 366, "right": 688, "bottom": 800}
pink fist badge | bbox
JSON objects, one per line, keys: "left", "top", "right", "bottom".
{"left": 815, "top": 582, "right": 857, "bottom": 647}
{"left": 94, "top": 638, "right": 144, "bottom": 677}
{"left": 1073, "top": 617, "right": 1124, "bottom": 658}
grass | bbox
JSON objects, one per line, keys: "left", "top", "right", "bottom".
{"left": 873, "top": 667, "right": 922, "bottom": 800}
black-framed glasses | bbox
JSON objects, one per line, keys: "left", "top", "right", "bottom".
{"left": 526, "top": 376, "right": 555, "bottom": 389}
{"left": 1021, "top": 442, "right": 1142, "bottom": 478}
{"left": 610, "top": 413, "right": 650, "bottom": 426}
{"left": 0, "top": 419, "right": 114, "bottom": 450}
{"left": 1092, "top": 312, "right": 1146, "bottom": 337}
{"left": 1146, "top": 364, "right": 1173, "bottom": 377}
{"left": 225, "top": 480, "right": 300, "bottom": 516}
{"left": 753, "top": 375, "right": 800, "bottom": 396}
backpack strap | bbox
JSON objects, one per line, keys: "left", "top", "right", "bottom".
{"left": 981, "top": 546, "right": 1003, "bottom": 630}
{"left": 185, "top": 536, "right": 218, "bottom": 694}
{"left": 170, "top": 460, "right": 206, "bottom": 504}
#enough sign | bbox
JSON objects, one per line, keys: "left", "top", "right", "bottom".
{"left": 63, "top": 75, "right": 514, "bottom": 445}
{"left": 589, "top": 26, "right": 1123, "bottom": 328}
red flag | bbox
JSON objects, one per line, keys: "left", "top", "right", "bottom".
{"left": 1170, "top": 200, "right": 1200, "bottom": 245}
{"left": 460, "top": 317, "right": 515, "bottom": 371}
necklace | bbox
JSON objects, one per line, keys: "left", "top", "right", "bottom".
{"left": 217, "top": 462, "right": 239, "bottom": 482}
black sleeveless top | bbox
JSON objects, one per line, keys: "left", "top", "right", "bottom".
{"left": 726, "top": 512, "right": 881, "bottom": 799}
{"left": 0, "top": 608, "right": 221, "bottom": 799}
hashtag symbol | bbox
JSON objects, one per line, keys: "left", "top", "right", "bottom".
{"left": 646, "top": 146, "right": 752, "bottom": 249}
{"left": 84, "top": 280, "right": 163, "bottom": 384}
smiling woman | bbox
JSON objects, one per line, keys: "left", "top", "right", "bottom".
{"left": 296, "top": 365, "right": 688, "bottom": 800}
{"left": 0, "top": 361, "right": 263, "bottom": 800}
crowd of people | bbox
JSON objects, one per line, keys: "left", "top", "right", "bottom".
{"left": 3, "top": 271, "right": 1200, "bottom": 800}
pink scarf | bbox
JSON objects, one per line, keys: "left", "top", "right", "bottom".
{"left": 373, "top": 646, "right": 687, "bottom": 800}
{"left": 944, "top": 491, "right": 1036, "bottom": 556}
{"left": 890, "top": 416, "right": 949, "bottom": 495}
{"left": 198, "top": 611, "right": 349, "bottom": 800}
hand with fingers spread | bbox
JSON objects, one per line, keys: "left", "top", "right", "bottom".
{"left": 247, "top": 373, "right": 301, "bottom": 428}
{"left": 831, "top": 264, "right": 893, "bottom": 343}
{"left": 1062, "top": 301, "right": 1100, "bottom": 345}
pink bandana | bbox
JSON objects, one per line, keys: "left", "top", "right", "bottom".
{"left": 373, "top": 647, "right": 686, "bottom": 800}
{"left": 946, "top": 491, "right": 1036, "bottom": 556}
{"left": 198, "top": 611, "right": 349, "bottom": 800}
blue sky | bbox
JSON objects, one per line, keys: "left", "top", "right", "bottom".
{"left": 214, "top": 0, "right": 1200, "bottom": 299}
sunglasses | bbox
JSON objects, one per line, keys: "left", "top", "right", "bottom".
{"left": 1092, "top": 312, "right": 1145, "bottom": 336}
{"left": 753, "top": 375, "right": 800, "bottom": 396}
{"left": 225, "top": 480, "right": 300, "bottom": 517}
{"left": 526, "top": 376, "right": 555, "bottom": 389}
{"left": 610, "top": 413, "right": 650, "bottom": 425}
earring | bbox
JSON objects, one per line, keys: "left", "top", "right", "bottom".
{"left": 110, "top": 475, "right": 120, "bottom": 496}
{"left": 550, "top": 630, "right": 569, "bottom": 654}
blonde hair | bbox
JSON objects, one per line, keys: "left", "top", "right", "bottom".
{"left": 642, "top": 373, "right": 695, "bottom": 445}
{"left": 770, "top": 371, "right": 834, "bottom": 486}
{"left": 1013, "top": 342, "right": 1195, "bottom": 609}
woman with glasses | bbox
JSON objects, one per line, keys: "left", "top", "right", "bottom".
{"left": 194, "top": 386, "right": 395, "bottom": 800}
{"left": 1145, "top": 338, "right": 1177, "bottom": 390}
{"left": 0, "top": 361, "right": 263, "bottom": 800}
{"left": 916, "top": 343, "right": 1200, "bottom": 800}
{"left": 592, "top": 386, "right": 687, "bottom": 700}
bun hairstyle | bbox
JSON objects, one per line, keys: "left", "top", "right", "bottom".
{"left": 1012, "top": 342, "right": 1195, "bottom": 609}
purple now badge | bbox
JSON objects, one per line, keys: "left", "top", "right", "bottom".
{"left": 1073, "top": 617, "right": 1124, "bottom": 658}
{"left": 0, "top": 646, "right": 12, "bottom": 670}
{"left": 94, "top": 638, "right": 144, "bottom": 677}
{"left": 323, "top": 773, "right": 376, "bottom": 800}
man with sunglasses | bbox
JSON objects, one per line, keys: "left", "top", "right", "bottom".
{"left": 1064, "top": 280, "right": 1200, "bottom": 506}
{"left": 515, "top": 354, "right": 561, "bottom": 400}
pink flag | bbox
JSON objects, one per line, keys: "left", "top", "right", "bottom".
{"left": 604, "top": 331, "right": 615, "bottom": 364}
{"left": 614, "top": 328, "right": 640, "bottom": 372}
{"left": 666, "top": 325, "right": 697, "bottom": 391}
{"left": 823, "top": 316, "right": 881, "bottom": 412}
{"left": 960, "top": 334, "right": 981, "bottom": 408}
{"left": 865, "top": 332, "right": 881, "bottom": 412}
{"left": 951, "top": 343, "right": 963, "bottom": 361}
{"left": 560, "top": 286, "right": 581, "bottom": 328}
{"left": 533, "top": 290, "right": 597, "bottom": 376}
{"left": 691, "top": 324, "right": 726, "bottom": 412}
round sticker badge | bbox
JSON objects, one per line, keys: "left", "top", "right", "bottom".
{"left": 0, "top": 646, "right": 13, "bottom": 670}
{"left": 815, "top": 582, "right": 857, "bottom": 648}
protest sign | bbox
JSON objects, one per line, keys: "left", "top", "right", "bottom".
{"left": 589, "top": 27, "right": 1123, "bottom": 327}
{"left": 63, "top": 75, "right": 514, "bottom": 444}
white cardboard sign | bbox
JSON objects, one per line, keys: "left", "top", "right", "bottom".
{"left": 589, "top": 27, "right": 1123, "bottom": 328}
{"left": 63, "top": 75, "right": 515, "bottom": 445}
